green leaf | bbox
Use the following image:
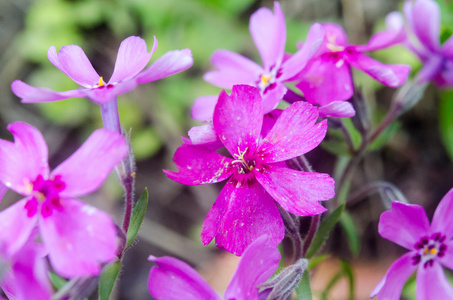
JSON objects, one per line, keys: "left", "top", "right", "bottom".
{"left": 320, "top": 271, "right": 343, "bottom": 300}
{"left": 439, "top": 90, "right": 453, "bottom": 162}
{"left": 295, "top": 270, "right": 312, "bottom": 300}
{"left": 126, "top": 188, "right": 149, "bottom": 248}
{"left": 99, "top": 260, "right": 122, "bottom": 300}
{"left": 368, "top": 121, "right": 400, "bottom": 151}
{"left": 342, "top": 118, "right": 362, "bottom": 150}
{"left": 49, "top": 272, "right": 67, "bottom": 290}
{"left": 340, "top": 260, "right": 355, "bottom": 300}
{"left": 305, "top": 204, "right": 344, "bottom": 259}
{"left": 340, "top": 211, "right": 360, "bottom": 256}
{"left": 308, "top": 254, "right": 330, "bottom": 269}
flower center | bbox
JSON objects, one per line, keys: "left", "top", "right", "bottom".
{"left": 257, "top": 66, "right": 280, "bottom": 94}
{"left": 24, "top": 175, "right": 66, "bottom": 218}
{"left": 326, "top": 33, "right": 345, "bottom": 52}
{"left": 412, "top": 233, "right": 447, "bottom": 268}
{"left": 231, "top": 147, "right": 255, "bottom": 174}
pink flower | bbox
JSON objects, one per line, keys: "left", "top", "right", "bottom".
{"left": 165, "top": 85, "right": 334, "bottom": 255}
{"left": 0, "top": 122, "right": 128, "bottom": 278}
{"left": 371, "top": 188, "right": 453, "bottom": 299}
{"left": 148, "top": 235, "right": 280, "bottom": 300}
{"left": 11, "top": 36, "right": 193, "bottom": 105}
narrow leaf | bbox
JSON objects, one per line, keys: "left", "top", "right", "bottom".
{"left": 340, "top": 211, "right": 360, "bottom": 256}
{"left": 99, "top": 260, "right": 122, "bottom": 300}
{"left": 320, "top": 271, "right": 343, "bottom": 300}
{"left": 295, "top": 270, "right": 312, "bottom": 300}
{"left": 439, "top": 90, "right": 453, "bottom": 162}
{"left": 340, "top": 260, "right": 355, "bottom": 300}
{"left": 49, "top": 272, "right": 67, "bottom": 290}
{"left": 126, "top": 188, "right": 149, "bottom": 248}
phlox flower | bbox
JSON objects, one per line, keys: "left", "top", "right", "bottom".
{"left": 371, "top": 188, "right": 453, "bottom": 299}
{"left": 165, "top": 85, "right": 334, "bottom": 255}
{"left": 191, "top": 1, "right": 324, "bottom": 121}
{"left": 148, "top": 235, "right": 280, "bottom": 300}
{"left": 0, "top": 122, "right": 128, "bottom": 278}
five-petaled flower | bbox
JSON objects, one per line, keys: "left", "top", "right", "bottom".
{"left": 164, "top": 85, "right": 335, "bottom": 255}
{"left": 371, "top": 188, "right": 453, "bottom": 299}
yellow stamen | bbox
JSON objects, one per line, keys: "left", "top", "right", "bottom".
{"left": 131, "top": 172, "right": 136, "bottom": 179}
{"left": 424, "top": 247, "right": 429, "bottom": 255}
{"left": 430, "top": 248, "right": 438, "bottom": 255}
{"left": 98, "top": 77, "right": 105, "bottom": 87}
{"left": 326, "top": 33, "right": 345, "bottom": 52}
{"left": 34, "top": 192, "right": 45, "bottom": 202}
{"left": 232, "top": 147, "right": 253, "bottom": 171}
{"left": 261, "top": 75, "right": 271, "bottom": 85}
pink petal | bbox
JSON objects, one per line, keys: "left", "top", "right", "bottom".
{"left": 187, "top": 124, "right": 222, "bottom": 148}
{"left": 258, "top": 101, "right": 327, "bottom": 162}
{"left": 213, "top": 85, "right": 263, "bottom": 156}
{"left": 11, "top": 80, "right": 86, "bottom": 103}
{"left": 51, "top": 129, "right": 128, "bottom": 197}
{"left": 411, "top": 0, "right": 441, "bottom": 52}
{"left": 347, "top": 52, "right": 410, "bottom": 87}
{"left": 224, "top": 235, "right": 280, "bottom": 299}
{"left": 261, "top": 83, "right": 287, "bottom": 114}
{"left": 439, "top": 240, "right": 453, "bottom": 270}
{"left": 318, "top": 101, "right": 356, "bottom": 118}
{"left": 431, "top": 188, "right": 453, "bottom": 239}
{"left": 378, "top": 201, "right": 430, "bottom": 250}
{"left": 442, "top": 34, "right": 453, "bottom": 58}
{"left": 261, "top": 109, "right": 283, "bottom": 138}
{"left": 416, "top": 262, "right": 453, "bottom": 300}
{"left": 148, "top": 255, "right": 221, "bottom": 300}
{"left": 201, "top": 180, "right": 284, "bottom": 256}
{"left": 370, "top": 252, "right": 417, "bottom": 299}
{"left": 318, "top": 23, "right": 349, "bottom": 54}
{"left": 416, "top": 55, "right": 444, "bottom": 84}
{"left": 40, "top": 198, "right": 117, "bottom": 278}
{"left": 190, "top": 95, "right": 218, "bottom": 121}
{"left": 108, "top": 36, "right": 156, "bottom": 84}
{"left": 163, "top": 144, "right": 233, "bottom": 185}
{"left": 203, "top": 50, "right": 262, "bottom": 89}
{"left": 255, "top": 166, "right": 334, "bottom": 216}
{"left": 136, "top": 49, "right": 193, "bottom": 84}
{"left": 249, "top": 2, "right": 286, "bottom": 70}
{"left": 48, "top": 45, "right": 100, "bottom": 88}
{"left": 80, "top": 79, "right": 138, "bottom": 104}
{"left": 0, "top": 183, "right": 7, "bottom": 203}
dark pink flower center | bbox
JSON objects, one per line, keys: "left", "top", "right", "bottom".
{"left": 256, "top": 65, "right": 281, "bottom": 94}
{"left": 412, "top": 233, "right": 447, "bottom": 268}
{"left": 230, "top": 147, "right": 263, "bottom": 187}
{"left": 24, "top": 175, "right": 66, "bottom": 218}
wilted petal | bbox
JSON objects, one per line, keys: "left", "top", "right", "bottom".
{"left": 411, "top": 0, "right": 441, "bottom": 52}
{"left": 204, "top": 50, "right": 262, "bottom": 89}
{"left": 164, "top": 144, "right": 233, "bottom": 185}
{"left": 80, "top": 80, "right": 138, "bottom": 104}
{"left": 431, "top": 188, "right": 453, "bottom": 239}
{"left": 416, "top": 262, "right": 453, "bottom": 300}
{"left": 40, "top": 199, "right": 117, "bottom": 278}
{"left": 258, "top": 102, "right": 327, "bottom": 162}
{"left": 370, "top": 252, "right": 417, "bottom": 299}
{"left": 378, "top": 201, "right": 430, "bottom": 250}
{"left": 191, "top": 95, "right": 218, "bottom": 121}
{"left": 109, "top": 36, "right": 156, "bottom": 84}
{"left": 201, "top": 180, "right": 284, "bottom": 256}
{"left": 255, "top": 167, "right": 333, "bottom": 216}
{"left": 11, "top": 80, "right": 86, "bottom": 103}
{"left": 249, "top": 2, "right": 286, "bottom": 69}
{"left": 224, "top": 235, "right": 280, "bottom": 299}
{"left": 318, "top": 101, "right": 356, "bottom": 118}
{"left": 148, "top": 255, "right": 221, "bottom": 300}
{"left": 48, "top": 45, "right": 100, "bottom": 88}
{"left": 136, "top": 49, "right": 193, "bottom": 84}
{"left": 51, "top": 129, "right": 128, "bottom": 197}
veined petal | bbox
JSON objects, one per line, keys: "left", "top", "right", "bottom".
{"left": 378, "top": 201, "right": 430, "bottom": 250}
{"left": 318, "top": 101, "right": 356, "bottom": 118}
{"left": 136, "top": 49, "right": 193, "bottom": 84}
{"left": 249, "top": 2, "right": 286, "bottom": 70}
{"left": 148, "top": 256, "right": 221, "bottom": 300}
{"left": 255, "top": 167, "right": 334, "bottom": 216}
{"left": 191, "top": 95, "right": 218, "bottom": 121}
{"left": 347, "top": 52, "right": 410, "bottom": 87}
{"left": 48, "top": 45, "right": 100, "bottom": 88}
{"left": 258, "top": 102, "right": 327, "bottom": 162}
{"left": 11, "top": 80, "right": 86, "bottom": 103}
{"left": 224, "top": 235, "right": 280, "bottom": 299}
{"left": 108, "top": 36, "right": 156, "bottom": 84}
{"left": 431, "top": 188, "right": 453, "bottom": 239}
{"left": 203, "top": 50, "right": 263, "bottom": 89}
{"left": 40, "top": 199, "right": 117, "bottom": 278}
{"left": 416, "top": 262, "right": 453, "bottom": 300}
{"left": 439, "top": 240, "right": 453, "bottom": 270}
{"left": 201, "top": 180, "right": 284, "bottom": 256}
{"left": 163, "top": 144, "right": 233, "bottom": 185}
{"left": 80, "top": 80, "right": 138, "bottom": 104}
{"left": 213, "top": 85, "right": 263, "bottom": 155}
{"left": 370, "top": 252, "right": 417, "bottom": 299}
{"left": 51, "top": 129, "right": 128, "bottom": 197}
{"left": 411, "top": 0, "right": 441, "bottom": 52}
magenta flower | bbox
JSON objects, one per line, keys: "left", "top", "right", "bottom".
{"left": 148, "top": 235, "right": 280, "bottom": 300}
{"left": 371, "top": 189, "right": 453, "bottom": 299}
{"left": 0, "top": 122, "right": 128, "bottom": 278}
{"left": 165, "top": 85, "right": 334, "bottom": 255}
{"left": 295, "top": 14, "right": 410, "bottom": 118}
{"left": 403, "top": 0, "right": 453, "bottom": 86}
{"left": 11, "top": 36, "right": 193, "bottom": 105}
{"left": 191, "top": 1, "right": 324, "bottom": 121}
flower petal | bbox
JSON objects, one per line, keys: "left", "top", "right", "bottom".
{"left": 249, "top": 2, "right": 286, "bottom": 70}
{"left": 224, "top": 235, "right": 280, "bottom": 299}
{"left": 11, "top": 80, "right": 86, "bottom": 103}
{"left": 201, "top": 180, "right": 284, "bottom": 256}
{"left": 261, "top": 83, "right": 287, "bottom": 114}
{"left": 40, "top": 199, "right": 117, "bottom": 278}
{"left": 136, "top": 49, "right": 193, "bottom": 84}
{"left": 411, "top": 0, "right": 441, "bottom": 52}
{"left": 148, "top": 255, "right": 221, "bottom": 300}
{"left": 378, "top": 201, "right": 430, "bottom": 250}
{"left": 191, "top": 95, "right": 218, "bottom": 121}
{"left": 108, "top": 36, "right": 156, "bottom": 84}
{"left": 258, "top": 101, "right": 327, "bottom": 162}
{"left": 203, "top": 50, "right": 263, "bottom": 89}
{"left": 370, "top": 252, "right": 417, "bottom": 299}
{"left": 431, "top": 188, "right": 453, "bottom": 239}
{"left": 51, "top": 129, "right": 128, "bottom": 197}
{"left": 80, "top": 80, "right": 138, "bottom": 104}
{"left": 213, "top": 85, "right": 263, "bottom": 156}
{"left": 416, "top": 261, "right": 453, "bottom": 300}
{"left": 415, "top": 55, "right": 444, "bottom": 84}
{"left": 186, "top": 124, "right": 223, "bottom": 149}
{"left": 48, "top": 45, "right": 100, "bottom": 88}
{"left": 318, "top": 101, "right": 356, "bottom": 118}
{"left": 255, "top": 167, "right": 334, "bottom": 216}
{"left": 439, "top": 240, "right": 453, "bottom": 270}
{"left": 163, "top": 144, "right": 233, "bottom": 185}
